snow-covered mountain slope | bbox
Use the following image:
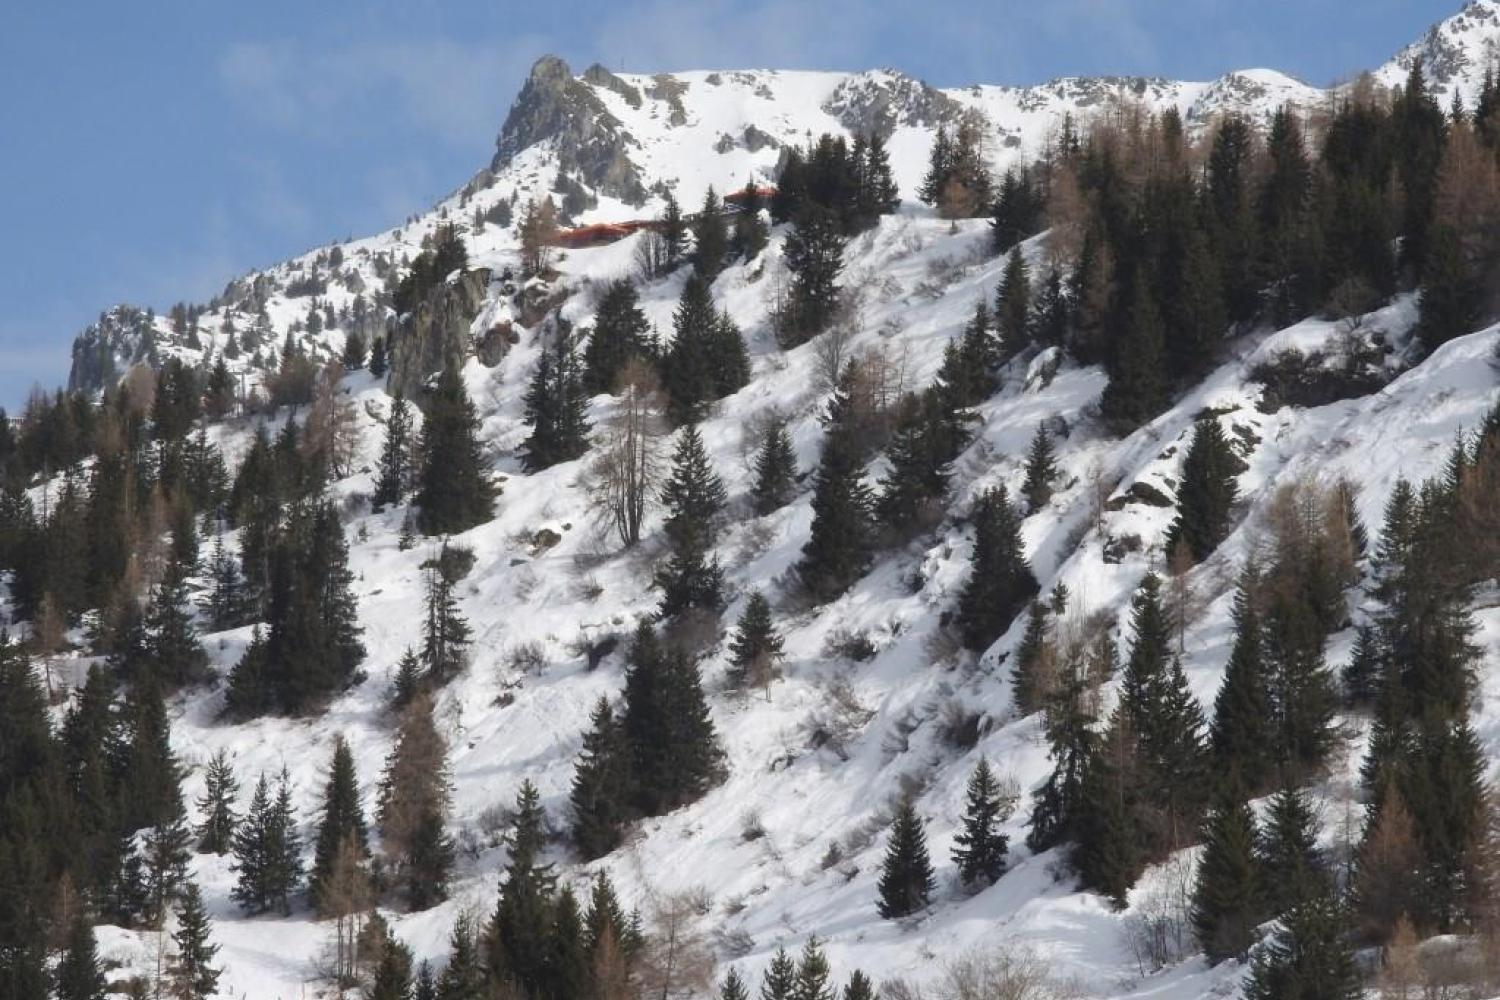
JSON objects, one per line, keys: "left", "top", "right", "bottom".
{"left": 34, "top": 3, "right": 1500, "bottom": 997}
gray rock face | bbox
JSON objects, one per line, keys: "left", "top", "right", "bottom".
{"left": 387, "top": 268, "right": 493, "bottom": 398}
{"left": 493, "top": 55, "right": 647, "bottom": 206}
{"left": 822, "top": 71, "right": 964, "bottom": 138}
{"left": 67, "top": 305, "right": 158, "bottom": 394}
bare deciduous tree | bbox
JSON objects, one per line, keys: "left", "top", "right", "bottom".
{"left": 591, "top": 360, "right": 665, "bottom": 548}
{"left": 638, "top": 892, "right": 714, "bottom": 1000}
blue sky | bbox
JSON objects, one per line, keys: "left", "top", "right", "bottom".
{"left": 0, "top": 0, "right": 1453, "bottom": 408}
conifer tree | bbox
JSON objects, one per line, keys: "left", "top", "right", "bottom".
{"left": 377, "top": 695, "right": 452, "bottom": 909}
{"left": 1020, "top": 424, "right": 1057, "bottom": 513}
{"left": 416, "top": 365, "right": 494, "bottom": 535}
{"left": 195, "top": 749, "right": 239, "bottom": 855}
{"left": 1010, "top": 600, "right": 1052, "bottom": 715}
{"left": 1208, "top": 572, "right": 1275, "bottom": 794}
{"left": 231, "top": 769, "right": 303, "bottom": 915}
{"left": 780, "top": 209, "right": 845, "bottom": 346}
{"left": 661, "top": 192, "right": 687, "bottom": 269}
{"left": 621, "top": 624, "right": 723, "bottom": 815}
{"left": 1164, "top": 418, "right": 1240, "bottom": 564}
{"left": 420, "top": 553, "right": 472, "bottom": 685}
{"left": 369, "top": 935, "right": 414, "bottom": 1000}
{"left": 937, "top": 300, "right": 998, "bottom": 407}
{"left": 1416, "top": 225, "right": 1482, "bottom": 354}
{"left": 655, "top": 425, "right": 728, "bottom": 618}
{"left": 876, "top": 388, "right": 971, "bottom": 533}
{"left": 752, "top": 420, "right": 798, "bottom": 515}
{"left": 391, "top": 647, "right": 423, "bottom": 709}
{"left": 991, "top": 167, "right": 1044, "bottom": 254}
{"left": 1262, "top": 591, "right": 1339, "bottom": 781}
{"left": 1099, "top": 272, "right": 1167, "bottom": 430}
{"left": 569, "top": 697, "right": 632, "bottom": 860}
{"left": 663, "top": 274, "right": 722, "bottom": 425}
{"left": 522, "top": 338, "right": 591, "bottom": 471}
{"left": 876, "top": 799, "right": 935, "bottom": 918}
{"left": 168, "top": 880, "right": 222, "bottom": 1000}
{"left": 203, "top": 532, "right": 246, "bottom": 631}
{"left": 309, "top": 735, "right": 369, "bottom": 914}
{"left": 951, "top": 758, "right": 1009, "bottom": 889}
{"left": 721, "top": 966, "right": 750, "bottom": 1000}
{"left": 1257, "top": 786, "right": 1327, "bottom": 917}
{"left": 761, "top": 947, "right": 797, "bottom": 1000}
{"left": 1191, "top": 794, "right": 1262, "bottom": 962}
{"left": 369, "top": 336, "right": 389, "bottom": 378}
{"left": 584, "top": 279, "right": 653, "bottom": 395}
{"left": 956, "top": 485, "right": 1038, "bottom": 651}
{"left": 693, "top": 187, "right": 730, "bottom": 280}
{"left": 440, "top": 913, "right": 488, "bottom": 1000}
{"left": 995, "top": 247, "right": 1031, "bottom": 360}
{"left": 1027, "top": 633, "right": 1106, "bottom": 853}
{"left": 374, "top": 392, "right": 416, "bottom": 510}
{"left": 145, "top": 561, "right": 208, "bottom": 689}
{"left": 798, "top": 419, "right": 874, "bottom": 603}
{"left": 488, "top": 781, "right": 557, "bottom": 996}
{"left": 141, "top": 812, "right": 193, "bottom": 927}
{"left": 55, "top": 914, "right": 108, "bottom": 1000}
{"left": 727, "top": 592, "right": 784, "bottom": 694}
{"left": 793, "top": 937, "right": 835, "bottom": 1000}
{"left": 413, "top": 961, "right": 437, "bottom": 1000}
{"left": 1242, "top": 895, "right": 1361, "bottom": 1000}
{"left": 228, "top": 500, "right": 365, "bottom": 717}
{"left": 1072, "top": 714, "right": 1142, "bottom": 907}
{"left": 731, "top": 181, "right": 771, "bottom": 260}
{"left": 843, "top": 971, "right": 875, "bottom": 1000}
{"left": 548, "top": 885, "right": 589, "bottom": 1000}
{"left": 122, "top": 674, "right": 185, "bottom": 832}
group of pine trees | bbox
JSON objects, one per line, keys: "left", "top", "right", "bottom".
{"left": 924, "top": 60, "right": 1500, "bottom": 438}
{"left": 568, "top": 622, "right": 724, "bottom": 858}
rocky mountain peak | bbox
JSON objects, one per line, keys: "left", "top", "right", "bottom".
{"left": 492, "top": 54, "right": 648, "bottom": 205}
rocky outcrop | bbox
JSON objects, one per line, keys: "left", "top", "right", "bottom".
{"left": 67, "top": 305, "right": 159, "bottom": 394}
{"left": 387, "top": 268, "right": 492, "bottom": 398}
{"left": 822, "top": 70, "right": 964, "bottom": 138}
{"left": 493, "top": 55, "right": 647, "bottom": 206}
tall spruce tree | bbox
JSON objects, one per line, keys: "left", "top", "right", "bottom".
{"left": 416, "top": 365, "right": 495, "bottom": 535}
{"left": 1190, "top": 793, "right": 1262, "bottom": 962}
{"left": 569, "top": 697, "right": 632, "bottom": 860}
{"left": 995, "top": 247, "right": 1032, "bottom": 360}
{"left": 1164, "top": 418, "right": 1240, "bottom": 564}
{"left": 1208, "top": 571, "right": 1276, "bottom": 794}
{"left": 1099, "top": 271, "right": 1167, "bottom": 431}
{"left": 420, "top": 552, "right": 472, "bottom": 685}
{"left": 956, "top": 485, "right": 1038, "bottom": 652}
{"left": 168, "top": 880, "right": 222, "bottom": 1000}
{"left": 195, "top": 749, "right": 239, "bottom": 855}
{"left": 751, "top": 419, "right": 798, "bottom": 515}
{"left": 1020, "top": 424, "right": 1057, "bottom": 513}
{"left": 522, "top": 338, "right": 591, "bottom": 471}
{"left": 487, "top": 780, "right": 557, "bottom": 996}
{"left": 797, "top": 419, "right": 875, "bottom": 603}
{"left": 231, "top": 769, "right": 303, "bottom": 915}
{"left": 664, "top": 274, "right": 723, "bottom": 425}
{"left": 308, "top": 735, "right": 369, "bottom": 914}
{"left": 876, "top": 798, "right": 935, "bottom": 918}
{"left": 584, "top": 279, "right": 653, "bottom": 396}
{"left": 374, "top": 392, "right": 416, "bottom": 510}
{"left": 693, "top": 187, "right": 730, "bottom": 280}
{"left": 55, "top": 914, "right": 107, "bottom": 1000}
{"left": 1258, "top": 786, "right": 1328, "bottom": 917}
{"left": 655, "top": 424, "right": 728, "bottom": 618}
{"left": 1242, "top": 895, "right": 1361, "bottom": 1000}
{"left": 951, "top": 758, "right": 1009, "bottom": 889}
{"left": 780, "top": 209, "right": 845, "bottom": 346}
{"left": 621, "top": 624, "right": 723, "bottom": 815}
{"left": 727, "top": 591, "right": 784, "bottom": 694}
